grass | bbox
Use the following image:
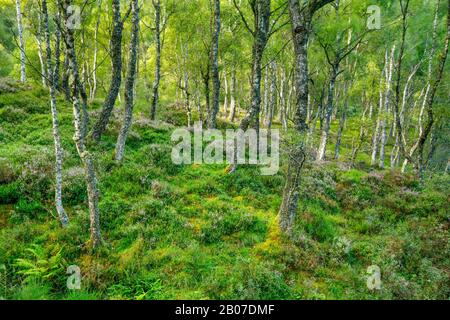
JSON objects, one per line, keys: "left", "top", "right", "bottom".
{"left": 0, "top": 79, "right": 448, "bottom": 300}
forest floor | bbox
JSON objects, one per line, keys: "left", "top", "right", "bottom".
{"left": 0, "top": 79, "right": 448, "bottom": 299}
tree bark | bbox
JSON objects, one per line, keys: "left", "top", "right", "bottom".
{"left": 62, "top": 49, "right": 71, "bottom": 100}
{"left": 228, "top": 0, "right": 271, "bottom": 173}
{"left": 91, "top": 0, "right": 124, "bottom": 141}
{"left": 15, "top": 0, "right": 26, "bottom": 83}
{"left": 334, "top": 81, "right": 348, "bottom": 160}
{"left": 90, "top": 0, "right": 102, "bottom": 101}
{"left": 317, "top": 65, "right": 338, "bottom": 161}
{"left": 228, "top": 67, "right": 237, "bottom": 121}
{"left": 378, "top": 45, "right": 395, "bottom": 169}
{"left": 370, "top": 55, "right": 386, "bottom": 166}
{"left": 115, "top": 0, "right": 140, "bottom": 162}
{"left": 265, "top": 61, "right": 276, "bottom": 129}
{"left": 416, "top": 0, "right": 449, "bottom": 177}
{"left": 150, "top": 0, "right": 162, "bottom": 120}
{"left": 42, "top": 0, "right": 69, "bottom": 227}
{"left": 279, "top": 0, "right": 334, "bottom": 234}
{"left": 350, "top": 97, "right": 369, "bottom": 166}
{"left": 208, "top": 0, "right": 221, "bottom": 128}
{"left": 36, "top": 13, "right": 47, "bottom": 87}
{"left": 60, "top": 0, "right": 102, "bottom": 249}
{"left": 54, "top": 10, "right": 62, "bottom": 91}
{"left": 223, "top": 69, "right": 228, "bottom": 116}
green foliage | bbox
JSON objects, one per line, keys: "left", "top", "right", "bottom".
{"left": 304, "top": 212, "right": 337, "bottom": 243}
{"left": 201, "top": 210, "right": 267, "bottom": 244}
{"left": 0, "top": 0, "right": 449, "bottom": 301}
{"left": 14, "top": 244, "right": 65, "bottom": 285}
{"left": 0, "top": 182, "right": 20, "bottom": 204}
{"left": 13, "top": 281, "right": 52, "bottom": 300}
{"left": 107, "top": 273, "right": 163, "bottom": 300}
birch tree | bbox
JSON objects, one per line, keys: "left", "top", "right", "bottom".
{"left": 228, "top": 0, "right": 271, "bottom": 173}
{"left": 115, "top": 0, "right": 140, "bottom": 161}
{"left": 279, "top": 0, "right": 334, "bottom": 234}
{"left": 42, "top": 0, "right": 69, "bottom": 227}
{"left": 15, "top": 0, "right": 26, "bottom": 82}
{"left": 60, "top": 0, "right": 102, "bottom": 249}
{"left": 208, "top": 0, "right": 221, "bottom": 129}
{"left": 91, "top": 0, "right": 127, "bottom": 141}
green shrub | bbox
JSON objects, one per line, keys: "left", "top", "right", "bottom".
{"left": 0, "top": 158, "right": 18, "bottom": 184}
{"left": 206, "top": 260, "right": 294, "bottom": 299}
{"left": 0, "top": 181, "right": 20, "bottom": 204}
{"left": 201, "top": 211, "right": 266, "bottom": 244}
{"left": 10, "top": 199, "right": 46, "bottom": 223}
{"left": 99, "top": 195, "right": 131, "bottom": 231}
{"left": 13, "top": 281, "right": 52, "bottom": 300}
{"left": 14, "top": 244, "right": 66, "bottom": 286}
{"left": 107, "top": 273, "right": 163, "bottom": 300}
{"left": 304, "top": 213, "right": 337, "bottom": 243}
{"left": 62, "top": 167, "right": 87, "bottom": 205}
{"left": 18, "top": 149, "right": 54, "bottom": 200}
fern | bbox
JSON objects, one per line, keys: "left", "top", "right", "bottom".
{"left": 14, "top": 244, "right": 65, "bottom": 284}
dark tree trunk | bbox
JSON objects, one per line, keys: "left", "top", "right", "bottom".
{"left": 208, "top": 0, "right": 221, "bottom": 128}
{"left": 115, "top": 0, "right": 140, "bottom": 161}
{"left": 150, "top": 0, "right": 161, "bottom": 120}
{"left": 228, "top": 0, "right": 271, "bottom": 173}
{"left": 91, "top": 0, "right": 124, "bottom": 141}
{"left": 317, "top": 65, "right": 338, "bottom": 161}
{"left": 279, "top": 0, "right": 334, "bottom": 234}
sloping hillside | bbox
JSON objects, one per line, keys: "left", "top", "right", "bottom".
{"left": 0, "top": 80, "right": 448, "bottom": 300}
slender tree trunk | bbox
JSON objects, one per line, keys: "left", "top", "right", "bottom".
{"left": 15, "top": 0, "right": 26, "bottom": 82}
{"left": 179, "top": 42, "right": 192, "bottom": 127}
{"left": 334, "top": 82, "right": 348, "bottom": 160}
{"left": 60, "top": 0, "right": 102, "bottom": 249}
{"left": 416, "top": 0, "right": 449, "bottom": 177}
{"left": 379, "top": 45, "right": 395, "bottom": 169}
{"left": 202, "top": 64, "right": 210, "bottom": 123}
{"left": 54, "top": 11, "right": 62, "bottom": 91}
{"left": 317, "top": 66, "right": 337, "bottom": 161}
{"left": 279, "top": 0, "right": 334, "bottom": 234}
{"left": 91, "top": 0, "right": 124, "bottom": 141}
{"left": 279, "top": 67, "right": 288, "bottom": 130}
{"left": 351, "top": 98, "right": 369, "bottom": 166}
{"left": 150, "top": 0, "right": 161, "bottom": 120}
{"left": 62, "top": 49, "right": 71, "bottom": 100}
{"left": 90, "top": 1, "right": 102, "bottom": 101}
{"left": 223, "top": 69, "right": 228, "bottom": 116}
{"left": 263, "top": 67, "right": 269, "bottom": 119}
{"left": 115, "top": 0, "right": 140, "bottom": 161}
{"left": 228, "top": 0, "right": 271, "bottom": 173}
{"left": 280, "top": 0, "right": 310, "bottom": 233}
{"left": 265, "top": 62, "right": 276, "bottom": 129}
{"left": 371, "top": 56, "right": 386, "bottom": 166}
{"left": 229, "top": 67, "right": 237, "bottom": 122}
{"left": 36, "top": 13, "right": 47, "bottom": 87}
{"left": 42, "top": 0, "right": 69, "bottom": 227}
{"left": 208, "top": 0, "right": 221, "bottom": 128}
{"left": 398, "top": 0, "right": 448, "bottom": 176}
